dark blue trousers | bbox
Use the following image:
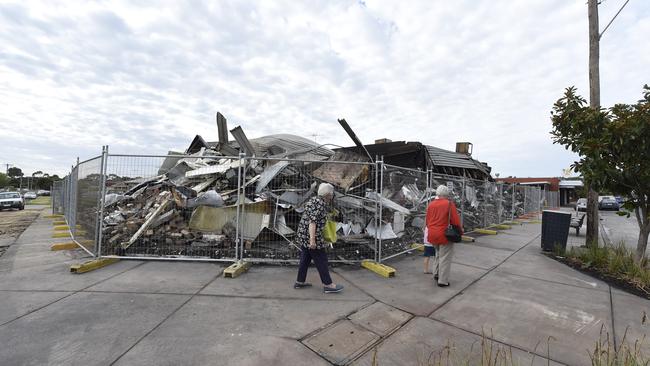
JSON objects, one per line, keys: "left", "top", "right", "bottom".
{"left": 296, "top": 248, "right": 333, "bottom": 285}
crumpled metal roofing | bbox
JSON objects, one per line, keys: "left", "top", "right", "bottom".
{"left": 189, "top": 134, "right": 333, "bottom": 160}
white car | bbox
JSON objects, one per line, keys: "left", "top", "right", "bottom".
{"left": 23, "top": 192, "right": 37, "bottom": 199}
{"left": 575, "top": 198, "right": 587, "bottom": 212}
{"left": 0, "top": 192, "right": 25, "bottom": 210}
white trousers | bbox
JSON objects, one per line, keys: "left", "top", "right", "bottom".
{"left": 433, "top": 243, "right": 454, "bottom": 285}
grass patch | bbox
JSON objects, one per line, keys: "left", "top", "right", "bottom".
{"left": 550, "top": 242, "right": 650, "bottom": 299}
{"left": 26, "top": 196, "right": 51, "bottom": 205}
{"left": 370, "top": 327, "right": 649, "bottom": 365}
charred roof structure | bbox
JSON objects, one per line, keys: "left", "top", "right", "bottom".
{"left": 337, "top": 141, "right": 492, "bottom": 180}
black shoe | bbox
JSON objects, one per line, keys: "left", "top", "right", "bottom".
{"left": 294, "top": 282, "right": 312, "bottom": 289}
{"left": 434, "top": 274, "right": 439, "bottom": 281}
{"left": 324, "top": 284, "right": 344, "bottom": 293}
{"left": 437, "top": 282, "right": 450, "bottom": 287}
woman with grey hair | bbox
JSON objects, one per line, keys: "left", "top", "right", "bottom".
{"left": 425, "top": 185, "right": 463, "bottom": 287}
{"left": 294, "top": 182, "right": 344, "bottom": 293}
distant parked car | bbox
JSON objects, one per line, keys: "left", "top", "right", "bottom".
{"left": 0, "top": 192, "right": 25, "bottom": 210}
{"left": 37, "top": 190, "right": 50, "bottom": 196}
{"left": 576, "top": 198, "right": 587, "bottom": 212}
{"left": 615, "top": 196, "right": 625, "bottom": 205}
{"left": 599, "top": 197, "right": 619, "bottom": 211}
{"left": 23, "top": 192, "right": 37, "bottom": 200}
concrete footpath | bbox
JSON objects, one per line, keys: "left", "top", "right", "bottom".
{"left": 0, "top": 211, "right": 648, "bottom": 365}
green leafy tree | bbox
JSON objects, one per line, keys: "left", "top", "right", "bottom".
{"left": 7, "top": 167, "right": 23, "bottom": 178}
{"left": 0, "top": 172, "right": 9, "bottom": 188}
{"left": 551, "top": 85, "right": 650, "bottom": 261}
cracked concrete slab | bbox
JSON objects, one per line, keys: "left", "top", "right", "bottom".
{"left": 470, "top": 232, "right": 537, "bottom": 252}
{"left": 495, "top": 250, "right": 609, "bottom": 292}
{"left": 0, "top": 292, "right": 190, "bottom": 366}
{"left": 0, "top": 290, "right": 71, "bottom": 325}
{"left": 334, "top": 256, "right": 486, "bottom": 316}
{"left": 0, "top": 259, "right": 143, "bottom": 291}
{"left": 352, "top": 317, "right": 561, "bottom": 366}
{"left": 432, "top": 271, "right": 612, "bottom": 365}
{"left": 113, "top": 295, "right": 369, "bottom": 366}
{"left": 451, "top": 242, "right": 513, "bottom": 269}
{"left": 86, "top": 261, "right": 222, "bottom": 294}
{"left": 611, "top": 289, "right": 650, "bottom": 356}
{"left": 201, "top": 265, "right": 373, "bottom": 302}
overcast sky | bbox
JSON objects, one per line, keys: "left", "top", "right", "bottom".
{"left": 0, "top": 1, "right": 648, "bottom": 178}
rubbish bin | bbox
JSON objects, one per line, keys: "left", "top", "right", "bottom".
{"left": 541, "top": 210, "right": 571, "bottom": 252}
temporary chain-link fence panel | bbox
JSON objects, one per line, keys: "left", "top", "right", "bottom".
{"left": 377, "top": 165, "right": 431, "bottom": 262}
{"left": 51, "top": 180, "right": 64, "bottom": 215}
{"left": 428, "top": 174, "right": 464, "bottom": 226}
{"left": 73, "top": 157, "right": 103, "bottom": 255}
{"left": 67, "top": 166, "right": 78, "bottom": 243}
{"left": 482, "top": 181, "right": 500, "bottom": 228}
{"left": 99, "top": 154, "right": 240, "bottom": 261}
{"left": 542, "top": 190, "right": 560, "bottom": 209}
{"left": 497, "top": 183, "right": 514, "bottom": 223}
{"left": 239, "top": 156, "right": 379, "bottom": 263}
{"left": 461, "top": 178, "right": 482, "bottom": 232}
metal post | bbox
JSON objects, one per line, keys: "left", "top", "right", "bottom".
{"left": 483, "top": 180, "right": 487, "bottom": 228}
{"left": 524, "top": 186, "right": 528, "bottom": 214}
{"left": 377, "top": 157, "right": 384, "bottom": 263}
{"left": 96, "top": 146, "right": 109, "bottom": 258}
{"left": 511, "top": 183, "right": 516, "bottom": 221}
{"left": 235, "top": 153, "right": 245, "bottom": 260}
{"left": 374, "top": 156, "right": 379, "bottom": 262}
{"left": 460, "top": 176, "right": 465, "bottom": 227}
{"left": 497, "top": 183, "right": 503, "bottom": 224}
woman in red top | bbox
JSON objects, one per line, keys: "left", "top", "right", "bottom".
{"left": 426, "top": 185, "right": 463, "bottom": 287}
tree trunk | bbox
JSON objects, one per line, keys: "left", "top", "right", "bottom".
{"left": 586, "top": 187, "right": 599, "bottom": 247}
{"left": 634, "top": 205, "right": 650, "bottom": 263}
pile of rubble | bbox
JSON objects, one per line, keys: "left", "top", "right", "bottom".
{"left": 100, "top": 129, "right": 392, "bottom": 260}
{"left": 97, "top": 116, "right": 514, "bottom": 262}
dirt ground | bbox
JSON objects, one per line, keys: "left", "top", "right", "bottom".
{"left": 0, "top": 208, "right": 41, "bottom": 257}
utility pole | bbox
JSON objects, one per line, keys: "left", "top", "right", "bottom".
{"left": 586, "top": 0, "right": 600, "bottom": 247}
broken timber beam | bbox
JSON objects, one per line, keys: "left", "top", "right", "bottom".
{"left": 223, "top": 260, "right": 252, "bottom": 278}
{"left": 337, "top": 119, "right": 374, "bottom": 163}
{"left": 361, "top": 260, "right": 395, "bottom": 278}
{"left": 121, "top": 194, "right": 171, "bottom": 249}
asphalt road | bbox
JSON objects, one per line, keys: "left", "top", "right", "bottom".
{"left": 598, "top": 209, "right": 645, "bottom": 251}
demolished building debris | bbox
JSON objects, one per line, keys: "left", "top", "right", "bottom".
{"left": 93, "top": 113, "right": 542, "bottom": 263}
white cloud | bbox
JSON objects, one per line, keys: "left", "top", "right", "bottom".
{"left": 0, "top": 0, "right": 648, "bottom": 177}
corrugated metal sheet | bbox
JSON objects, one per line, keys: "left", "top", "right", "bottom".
{"left": 194, "top": 134, "right": 333, "bottom": 160}
{"left": 424, "top": 145, "right": 488, "bottom": 173}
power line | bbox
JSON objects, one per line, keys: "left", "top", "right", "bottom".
{"left": 600, "top": 0, "right": 630, "bottom": 39}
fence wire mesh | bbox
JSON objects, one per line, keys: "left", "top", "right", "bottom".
{"left": 240, "top": 156, "right": 379, "bottom": 263}
{"left": 72, "top": 157, "right": 103, "bottom": 254}
{"left": 51, "top": 180, "right": 64, "bottom": 215}
{"left": 98, "top": 154, "right": 239, "bottom": 261}
{"left": 499, "top": 183, "right": 516, "bottom": 222}
{"left": 51, "top": 149, "right": 549, "bottom": 264}
{"left": 378, "top": 165, "right": 431, "bottom": 261}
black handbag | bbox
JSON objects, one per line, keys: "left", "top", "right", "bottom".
{"left": 444, "top": 201, "right": 462, "bottom": 243}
